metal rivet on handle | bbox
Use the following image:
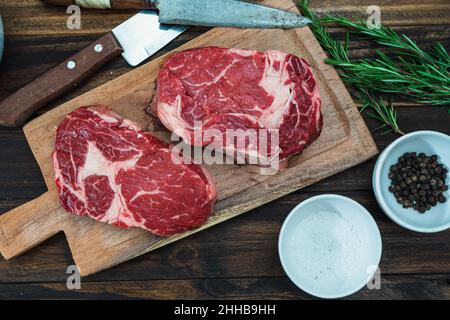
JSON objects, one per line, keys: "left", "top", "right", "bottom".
{"left": 94, "top": 44, "right": 103, "bottom": 53}
{"left": 67, "top": 61, "right": 76, "bottom": 70}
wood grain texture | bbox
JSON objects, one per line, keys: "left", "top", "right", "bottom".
{"left": 43, "top": 0, "right": 159, "bottom": 10}
{"left": 0, "top": 192, "right": 449, "bottom": 283}
{"left": 0, "top": 0, "right": 378, "bottom": 277}
{"left": 0, "top": 192, "right": 65, "bottom": 259}
{"left": 1, "top": 274, "right": 449, "bottom": 299}
{"left": 0, "top": 108, "right": 449, "bottom": 297}
{"left": 1, "top": 107, "right": 448, "bottom": 207}
{"left": 1, "top": 0, "right": 449, "bottom": 37}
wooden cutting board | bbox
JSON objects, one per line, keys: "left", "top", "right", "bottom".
{"left": 0, "top": 0, "right": 378, "bottom": 276}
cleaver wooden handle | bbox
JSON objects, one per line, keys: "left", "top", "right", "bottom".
{"left": 43, "top": 0, "right": 159, "bottom": 9}
{"left": 0, "top": 192, "right": 69, "bottom": 259}
{"left": 0, "top": 32, "right": 123, "bottom": 127}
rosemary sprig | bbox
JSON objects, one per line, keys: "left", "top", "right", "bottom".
{"left": 296, "top": 0, "right": 450, "bottom": 134}
{"left": 359, "top": 90, "right": 404, "bottom": 135}
{"left": 322, "top": 16, "right": 450, "bottom": 105}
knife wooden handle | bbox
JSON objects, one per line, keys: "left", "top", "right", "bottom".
{"left": 0, "top": 33, "right": 123, "bottom": 127}
{"left": 43, "top": 0, "right": 158, "bottom": 9}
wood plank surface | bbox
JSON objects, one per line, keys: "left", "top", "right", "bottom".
{"left": 1, "top": 0, "right": 449, "bottom": 36}
{"left": 1, "top": 274, "right": 449, "bottom": 300}
{"left": 1, "top": 26, "right": 448, "bottom": 110}
{"left": 0, "top": 0, "right": 449, "bottom": 299}
{"left": 0, "top": 0, "right": 378, "bottom": 277}
{"left": 0, "top": 192, "right": 449, "bottom": 282}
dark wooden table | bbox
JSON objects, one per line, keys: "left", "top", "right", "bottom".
{"left": 0, "top": 0, "right": 449, "bottom": 300}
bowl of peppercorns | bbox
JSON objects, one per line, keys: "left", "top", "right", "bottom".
{"left": 373, "top": 131, "right": 450, "bottom": 233}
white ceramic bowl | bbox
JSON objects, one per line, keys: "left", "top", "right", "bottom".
{"left": 373, "top": 131, "right": 450, "bottom": 233}
{"left": 278, "top": 195, "right": 382, "bottom": 299}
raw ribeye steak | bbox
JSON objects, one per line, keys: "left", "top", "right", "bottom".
{"left": 53, "top": 106, "right": 216, "bottom": 236}
{"left": 150, "top": 47, "right": 322, "bottom": 167}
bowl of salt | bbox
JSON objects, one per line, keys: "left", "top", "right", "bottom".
{"left": 278, "top": 194, "right": 382, "bottom": 299}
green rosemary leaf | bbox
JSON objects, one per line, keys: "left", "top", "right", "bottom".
{"left": 298, "top": 0, "right": 450, "bottom": 132}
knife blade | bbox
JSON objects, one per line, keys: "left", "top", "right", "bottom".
{"left": 113, "top": 11, "right": 187, "bottom": 66}
{"left": 43, "top": 0, "right": 311, "bottom": 29}
{"left": 0, "top": 11, "right": 186, "bottom": 127}
{"left": 157, "top": 0, "right": 311, "bottom": 29}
